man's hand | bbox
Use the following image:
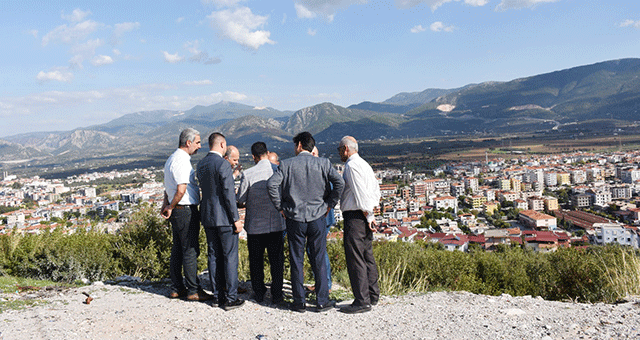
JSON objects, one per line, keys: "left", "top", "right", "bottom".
{"left": 161, "top": 205, "right": 172, "bottom": 219}
{"left": 369, "top": 220, "right": 376, "bottom": 232}
{"left": 233, "top": 220, "right": 244, "bottom": 234}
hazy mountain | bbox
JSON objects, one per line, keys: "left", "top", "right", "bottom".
{"left": 284, "top": 102, "right": 404, "bottom": 135}
{"left": 4, "top": 58, "right": 640, "bottom": 166}
{"left": 347, "top": 101, "right": 420, "bottom": 114}
{"left": 418, "top": 58, "right": 640, "bottom": 123}
{"left": 383, "top": 86, "right": 471, "bottom": 106}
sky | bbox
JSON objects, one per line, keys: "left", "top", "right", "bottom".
{"left": 1, "top": 0, "right": 640, "bottom": 137}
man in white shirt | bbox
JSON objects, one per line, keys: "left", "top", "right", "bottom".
{"left": 337, "top": 136, "right": 381, "bottom": 314}
{"left": 161, "top": 128, "right": 211, "bottom": 302}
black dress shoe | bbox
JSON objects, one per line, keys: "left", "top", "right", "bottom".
{"left": 315, "top": 301, "right": 335, "bottom": 313}
{"left": 339, "top": 304, "right": 372, "bottom": 314}
{"left": 371, "top": 298, "right": 379, "bottom": 306}
{"left": 290, "top": 303, "right": 306, "bottom": 313}
{"left": 223, "top": 299, "right": 245, "bottom": 311}
{"left": 253, "top": 293, "right": 264, "bottom": 303}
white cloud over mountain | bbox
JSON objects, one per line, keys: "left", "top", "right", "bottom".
{"left": 207, "top": 7, "right": 274, "bottom": 49}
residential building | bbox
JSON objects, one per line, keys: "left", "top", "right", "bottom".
{"left": 518, "top": 210, "right": 557, "bottom": 230}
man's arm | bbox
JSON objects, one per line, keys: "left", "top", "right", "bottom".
{"left": 161, "top": 184, "right": 186, "bottom": 219}
{"left": 236, "top": 172, "right": 248, "bottom": 208}
{"left": 267, "top": 167, "right": 284, "bottom": 213}
{"left": 220, "top": 162, "right": 240, "bottom": 228}
{"left": 326, "top": 164, "right": 344, "bottom": 209}
{"left": 344, "top": 164, "right": 377, "bottom": 225}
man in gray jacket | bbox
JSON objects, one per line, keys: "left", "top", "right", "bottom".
{"left": 267, "top": 132, "right": 344, "bottom": 313}
{"left": 237, "top": 142, "right": 286, "bottom": 304}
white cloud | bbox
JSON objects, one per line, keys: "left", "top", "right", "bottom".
{"left": 202, "top": 0, "right": 244, "bottom": 7}
{"left": 176, "top": 17, "right": 184, "bottom": 24}
{"left": 42, "top": 20, "right": 103, "bottom": 46}
{"left": 113, "top": 22, "right": 140, "bottom": 37}
{"left": 307, "top": 28, "right": 317, "bottom": 36}
{"left": 496, "top": 0, "right": 560, "bottom": 11}
{"left": 184, "top": 40, "right": 222, "bottom": 64}
{"left": 295, "top": 3, "right": 317, "bottom": 19}
{"left": 183, "top": 80, "right": 213, "bottom": 85}
{"left": 113, "top": 49, "right": 121, "bottom": 55}
{"left": 91, "top": 55, "right": 114, "bottom": 66}
{"left": 620, "top": 19, "right": 640, "bottom": 28}
{"left": 282, "top": 13, "right": 287, "bottom": 24}
{"left": 61, "top": 9, "right": 92, "bottom": 22}
{"left": 295, "top": 0, "right": 366, "bottom": 21}
{"left": 36, "top": 68, "right": 74, "bottom": 83}
{"left": 71, "top": 38, "right": 104, "bottom": 55}
{"left": 185, "top": 40, "right": 202, "bottom": 55}
{"left": 396, "top": 0, "right": 488, "bottom": 11}
{"left": 28, "top": 29, "right": 38, "bottom": 38}
{"left": 410, "top": 25, "right": 426, "bottom": 33}
{"left": 430, "top": 21, "right": 455, "bottom": 32}
{"left": 163, "top": 51, "right": 185, "bottom": 63}
{"left": 207, "top": 7, "right": 275, "bottom": 49}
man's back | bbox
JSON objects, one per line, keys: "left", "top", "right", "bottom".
{"left": 268, "top": 152, "right": 343, "bottom": 222}
{"left": 237, "top": 159, "right": 284, "bottom": 234}
{"left": 197, "top": 152, "right": 238, "bottom": 227}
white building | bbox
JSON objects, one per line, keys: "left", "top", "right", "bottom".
{"left": 592, "top": 223, "right": 639, "bottom": 248}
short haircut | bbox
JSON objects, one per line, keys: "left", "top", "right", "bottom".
{"left": 251, "top": 142, "right": 268, "bottom": 158}
{"left": 208, "top": 132, "right": 225, "bottom": 148}
{"left": 179, "top": 128, "right": 200, "bottom": 147}
{"left": 340, "top": 136, "right": 358, "bottom": 153}
{"left": 293, "top": 131, "right": 315, "bottom": 152}
{"left": 225, "top": 145, "right": 238, "bottom": 158}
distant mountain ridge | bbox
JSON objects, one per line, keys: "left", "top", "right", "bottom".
{"left": 2, "top": 58, "right": 640, "bottom": 164}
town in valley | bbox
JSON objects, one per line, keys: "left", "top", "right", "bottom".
{"left": 3, "top": 145, "right": 640, "bottom": 253}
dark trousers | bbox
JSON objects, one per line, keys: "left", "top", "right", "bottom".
{"left": 247, "top": 231, "right": 285, "bottom": 301}
{"left": 343, "top": 210, "right": 379, "bottom": 306}
{"left": 286, "top": 217, "right": 329, "bottom": 306}
{"left": 168, "top": 205, "right": 201, "bottom": 295}
{"left": 205, "top": 226, "right": 239, "bottom": 301}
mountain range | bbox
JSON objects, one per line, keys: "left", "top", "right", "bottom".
{"left": 3, "top": 58, "right": 640, "bottom": 165}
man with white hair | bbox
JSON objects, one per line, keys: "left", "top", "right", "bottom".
{"left": 337, "top": 135, "right": 381, "bottom": 314}
{"left": 161, "top": 128, "right": 210, "bottom": 302}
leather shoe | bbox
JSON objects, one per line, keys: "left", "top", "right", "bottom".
{"left": 371, "top": 298, "right": 379, "bottom": 306}
{"left": 223, "top": 299, "right": 245, "bottom": 311}
{"left": 187, "top": 290, "right": 213, "bottom": 302}
{"left": 339, "top": 304, "right": 372, "bottom": 314}
{"left": 290, "top": 303, "right": 306, "bottom": 313}
{"left": 315, "top": 301, "right": 336, "bottom": 313}
{"left": 168, "top": 289, "right": 187, "bottom": 299}
{"left": 253, "top": 293, "right": 264, "bottom": 303}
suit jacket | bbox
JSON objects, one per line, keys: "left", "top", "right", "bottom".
{"left": 196, "top": 151, "right": 239, "bottom": 228}
{"left": 237, "top": 159, "right": 285, "bottom": 235}
{"left": 267, "top": 151, "right": 344, "bottom": 223}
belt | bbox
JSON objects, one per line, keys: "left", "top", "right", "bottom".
{"left": 175, "top": 204, "right": 197, "bottom": 209}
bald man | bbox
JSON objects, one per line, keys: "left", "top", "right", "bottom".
{"left": 224, "top": 145, "right": 241, "bottom": 178}
{"left": 268, "top": 151, "right": 279, "bottom": 165}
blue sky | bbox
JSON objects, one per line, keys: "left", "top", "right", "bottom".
{"left": 1, "top": 0, "right": 639, "bottom": 137}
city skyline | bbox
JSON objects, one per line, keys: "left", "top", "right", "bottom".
{"left": 1, "top": 0, "right": 639, "bottom": 137}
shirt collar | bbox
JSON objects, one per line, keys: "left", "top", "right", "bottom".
{"left": 346, "top": 153, "right": 361, "bottom": 163}
{"left": 298, "top": 150, "right": 312, "bottom": 156}
{"left": 210, "top": 150, "right": 223, "bottom": 157}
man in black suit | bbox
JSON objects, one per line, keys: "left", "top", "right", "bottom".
{"left": 196, "top": 132, "right": 245, "bottom": 311}
{"left": 267, "top": 131, "right": 344, "bottom": 313}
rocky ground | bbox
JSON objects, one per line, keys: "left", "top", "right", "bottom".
{"left": 1, "top": 277, "right": 640, "bottom": 340}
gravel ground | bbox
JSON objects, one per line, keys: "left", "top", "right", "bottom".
{"left": 1, "top": 277, "right": 640, "bottom": 340}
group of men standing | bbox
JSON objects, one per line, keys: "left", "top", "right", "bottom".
{"left": 162, "top": 128, "right": 381, "bottom": 314}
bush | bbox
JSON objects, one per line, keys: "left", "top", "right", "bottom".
{"left": 2, "top": 204, "right": 640, "bottom": 303}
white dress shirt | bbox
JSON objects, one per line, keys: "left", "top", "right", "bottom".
{"left": 340, "top": 153, "right": 380, "bottom": 223}
{"left": 163, "top": 148, "right": 199, "bottom": 205}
